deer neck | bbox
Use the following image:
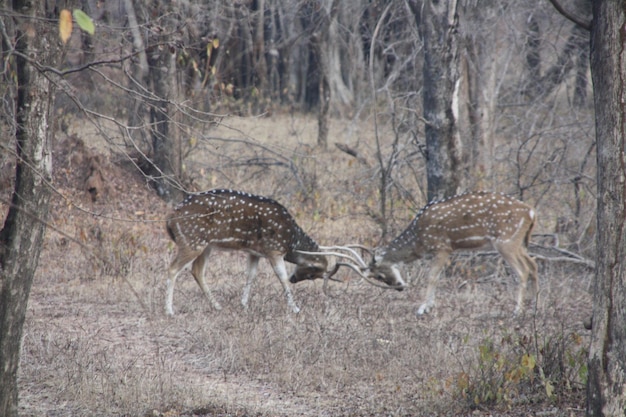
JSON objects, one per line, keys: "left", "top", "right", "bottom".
{"left": 379, "top": 221, "right": 424, "bottom": 265}
{"left": 285, "top": 227, "right": 320, "bottom": 264}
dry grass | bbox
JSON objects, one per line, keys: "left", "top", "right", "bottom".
{"left": 16, "top": 113, "right": 592, "bottom": 416}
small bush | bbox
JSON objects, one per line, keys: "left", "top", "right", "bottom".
{"left": 455, "top": 328, "right": 588, "bottom": 411}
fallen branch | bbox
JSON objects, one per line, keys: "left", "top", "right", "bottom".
{"left": 335, "top": 143, "right": 370, "bottom": 166}
{"left": 452, "top": 244, "right": 595, "bottom": 270}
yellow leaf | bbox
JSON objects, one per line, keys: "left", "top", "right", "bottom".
{"left": 212, "top": 38, "right": 220, "bottom": 48}
{"left": 59, "top": 9, "right": 72, "bottom": 44}
{"left": 522, "top": 353, "right": 536, "bottom": 371}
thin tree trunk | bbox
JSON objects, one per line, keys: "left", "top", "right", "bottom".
{"left": 0, "top": 1, "right": 55, "bottom": 415}
{"left": 253, "top": 0, "right": 268, "bottom": 97}
{"left": 311, "top": 0, "right": 339, "bottom": 149}
{"left": 587, "top": 0, "right": 626, "bottom": 415}
{"left": 317, "top": 53, "right": 330, "bottom": 149}
{"left": 313, "top": 23, "right": 330, "bottom": 149}
{"left": 416, "top": 0, "right": 462, "bottom": 201}
{"left": 573, "top": 27, "right": 589, "bottom": 107}
{"left": 461, "top": 2, "right": 498, "bottom": 191}
{"left": 466, "top": 44, "right": 497, "bottom": 190}
{"left": 126, "top": 0, "right": 181, "bottom": 201}
{"left": 147, "top": 38, "right": 181, "bottom": 201}
{"left": 326, "top": 15, "right": 353, "bottom": 110}
{"left": 525, "top": 12, "right": 541, "bottom": 95}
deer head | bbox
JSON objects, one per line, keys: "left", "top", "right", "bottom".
{"left": 367, "top": 247, "right": 408, "bottom": 289}
{"left": 165, "top": 189, "right": 333, "bottom": 315}
{"left": 291, "top": 245, "right": 406, "bottom": 291}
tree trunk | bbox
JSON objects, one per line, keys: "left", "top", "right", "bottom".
{"left": 313, "top": 22, "right": 331, "bottom": 149}
{"left": 147, "top": 37, "right": 182, "bottom": 201}
{"left": 525, "top": 12, "right": 541, "bottom": 94}
{"left": 573, "top": 0, "right": 592, "bottom": 107}
{"left": 537, "top": 26, "right": 585, "bottom": 98}
{"left": 126, "top": 0, "right": 182, "bottom": 201}
{"left": 326, "top": 14, "right": 354, "bottom": 111}
{"left": 310, "top": 0, "right": 340, "bottom": 149}
{"left": 587, "top": 1, "right": 626, "bottom": 415}
{"left": 464, "top": 43, "right": 497, "bottom": 190}
{"left": 252, "top": 0, "right": 268, "bottom": 98}
{"left": 0, "top": 1, "right": 55, "bottom": 415}
{"left": 418, "top": 0, "right": 462, "bottom": 201}
{"left": 460, "top": 2, "right": 498, "bottom": 191}
{"left": 317, "top": 48, "right": 330, "bottom": 149}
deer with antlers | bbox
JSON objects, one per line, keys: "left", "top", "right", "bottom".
{"left": 293, "top": 191, "right": 538, "bottom": 316}
{"left": 165, "top": 188, "right": 336, "bottom": 316}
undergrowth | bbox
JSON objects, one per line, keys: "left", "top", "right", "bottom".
{"left": 455, "top": 323, "right": 588, "bottom": 411}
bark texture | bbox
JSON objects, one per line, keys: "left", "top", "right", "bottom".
{"left": 418, "top": 0, "right": 462, "bottom": 201}
{"left": 0, "top": 1, "right": 55, "bottom": 415}
{"left": 587, "top": 1, "right": 626, "bottom": 415}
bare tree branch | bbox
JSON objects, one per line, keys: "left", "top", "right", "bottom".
{"left": 547, "top": 0, "right": 591, "bottom": 31}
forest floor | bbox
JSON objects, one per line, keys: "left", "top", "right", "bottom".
{"left": 12, "top": 114, "right": 592, "bottom": 417}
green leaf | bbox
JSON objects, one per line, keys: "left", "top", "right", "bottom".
{"left": 578, "top": 363, "right": 588, "bottom": 384}
{"left": 73, "top": 9, "right": 95, "bottom": 35}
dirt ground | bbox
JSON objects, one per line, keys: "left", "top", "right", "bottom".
{"left": 13, "top": 115, "right": 593, "bottom": 416}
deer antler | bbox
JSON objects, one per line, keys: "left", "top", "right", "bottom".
{"left": 332, "top": 261, "right": 406, "bottom": 290}
{"left": 298, "top": 245, "right": 406, "bottom": 290}
{"left": 318, "top": 245, "right": 370, "bottom": 268}
{"left": 298, "top": 245, "right": 369, "bottom": 275}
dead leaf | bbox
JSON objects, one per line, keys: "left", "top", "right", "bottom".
{"left": 59, "top": 9, "right": 72, "bottom": 44}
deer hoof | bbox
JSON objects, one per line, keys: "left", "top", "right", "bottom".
{"left": 416, "top": 304, "right": 431, "bottom": 316}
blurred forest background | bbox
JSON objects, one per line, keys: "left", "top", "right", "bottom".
{"left": 0, "top": 0, "right": 599, "bottom": 415}
{"left": 0, "top": 0, "right": 594, "bottom": 244}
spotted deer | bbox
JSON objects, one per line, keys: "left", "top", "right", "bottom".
{"left": 313, "top": 192, "right": 538, "bottom": 316}
{"left": 165, "top": 189, "right": 333, "bottom": 316}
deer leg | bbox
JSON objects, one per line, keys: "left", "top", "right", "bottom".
{"left": 268, "top": 256, "right": 301, "bottom": 314}
{"left": 241, "top": 254, "right": 260, "bottom": 308}
{"left": 191, "top": 247, "right": 222, "bottom": 311}
{"left": 523, "top": 251, "right": 539, "bottom": 307}
{"left": 417, "top": 251, "right": 450, "bottom": 315}
{"left": 166, "top": 248, "right": 201, "bottom": 316}
{"left": 496, "top": 244, "right": 531, "bottom": 315}
{"left": 166, "top": 268, "right": 182, "bottom": 316}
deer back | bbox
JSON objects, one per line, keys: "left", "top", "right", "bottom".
{"left": 167, "top": 189, "right": 325, "bottom": 268}
{"left": 380, "top": 192, "right": 535, "bottom": 263}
